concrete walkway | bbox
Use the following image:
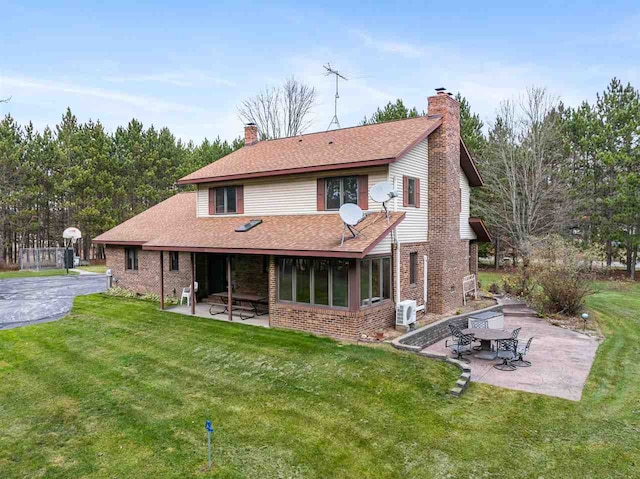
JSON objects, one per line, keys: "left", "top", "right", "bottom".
{"left": 423, "top": 315, "right": 600, "bottom": 401}
{"left": 167, "top": 302, "right": 270, "bottom": 328}
{"left": 0, "top": 274, "right": 107, "bottom": 329}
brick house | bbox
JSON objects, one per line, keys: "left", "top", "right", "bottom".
{"left": 94, "top": 91, "right": 491, "bottom": 339}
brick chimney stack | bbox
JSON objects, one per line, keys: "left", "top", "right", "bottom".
{"left": 244, "top": 123, "right": 259, "bottom": 146}
{"left": 426, "top": 89, "right": 464, "bottom": 314}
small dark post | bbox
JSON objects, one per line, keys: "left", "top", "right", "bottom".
{"left": 159, "top": 251, "right": 165, "bottom": 310}
{"left": 227, "top": 255, "right": 233, "bottom": 321}
{"left": 191, "top": 252, "right": 196, "bottom": 315}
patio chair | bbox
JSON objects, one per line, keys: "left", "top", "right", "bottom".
{"left": 469, "top": 319, "right": 489, "bottom": 350}
{"left": 446, "top": 333, "right": 473, "bottom": 362}
{"left": 512, "top": 337, "right": 533, "bottom": 367}
{"left": 180, "top": 281, "right": 199, "bottom": 306}
{"left": 511, "top": 327, "right": 521, "bottom": 339}
{"left": 494, "top": 338, "right": 518, "bottom": 371}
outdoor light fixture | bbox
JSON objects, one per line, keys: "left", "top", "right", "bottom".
{"left": 581, "top": 313, "right": 589, "bottom": 331}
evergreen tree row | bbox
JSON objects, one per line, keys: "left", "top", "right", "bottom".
{"left": 0, "top": 108, "right": 242, "bottom": 264}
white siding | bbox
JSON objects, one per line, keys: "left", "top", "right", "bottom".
{"left": 459, "top": 168, "right": 477, "bottom": 240}
{"left": 196, "top": 167, "right": 389, "bottom": 218}
{"left": 387, "top": 138, "right": 429, "bottom": 244}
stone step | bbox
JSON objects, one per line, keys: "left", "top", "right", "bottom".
{"left": 460, "top": 372, "right": 471, "bottom": 381}
{"left": 504, "top": 309, "right": 537, "bottom": 317}
{"left": 501, "top": 302, "right": 529, "bottom": 310}
{"left": 456, "top": 379, "right": 468, "bottom": 390}
{"left": 450, "top": 386, "right": 464, "bottom": 397}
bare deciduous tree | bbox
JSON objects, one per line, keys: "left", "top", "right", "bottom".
{"left": 238, "top": 77, "right": 316, "bottom": 139}
{"left": 477, "top": 87, "right": 571, "bottom": 261}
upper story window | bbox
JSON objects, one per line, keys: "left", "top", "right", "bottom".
{"left": 326, "top": 176, "right": 358, "bottom": 210}
{"left": 403, "top": 176, "right": 420, "bottom": 208}
{"left": 209, "top": 185, "right": 244, "bottom": 215}
{"left": 125, "top": 247, "right": 139, "bottom": 271}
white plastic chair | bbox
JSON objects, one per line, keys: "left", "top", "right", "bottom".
{"left": 180, "top": 281, "right": 198, "bottom": 306}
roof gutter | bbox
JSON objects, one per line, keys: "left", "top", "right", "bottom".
{"left": 176, "top": 157, "right": 396, "bottom": 186}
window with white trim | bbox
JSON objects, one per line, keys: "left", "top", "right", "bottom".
{"left": 325, "top": 176, "right": 358, "bottom": 210}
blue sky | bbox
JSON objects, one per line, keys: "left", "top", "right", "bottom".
{"left": 1, "top": 1, "right": 639, "bottom": 142}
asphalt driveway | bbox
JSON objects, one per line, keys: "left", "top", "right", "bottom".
{"left": 0, "top": 274, "right": 107, "bottom": 329}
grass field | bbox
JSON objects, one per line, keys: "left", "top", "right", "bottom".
{"left": 76, "top": 265, "right": 108, "bottom": 274}
{"left": 0, "top": 269, "right": 78, "bottom": 279}
{"left": 0, "top": 281, "right": 638, "bottom": 478}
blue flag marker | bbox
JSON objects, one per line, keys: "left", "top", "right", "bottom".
{"left": 205, "top": 420, "right": 214, "bottom": 468}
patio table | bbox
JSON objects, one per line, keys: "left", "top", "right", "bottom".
{"left": 206, "top": 292, "right": 268, "bottom": 319}
{"left": 462, "top": 328, "right": 514, "bottom": 360}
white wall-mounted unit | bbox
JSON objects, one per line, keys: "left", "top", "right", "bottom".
{"left": 396, "top": 299, "right": 417, "bottom": 327}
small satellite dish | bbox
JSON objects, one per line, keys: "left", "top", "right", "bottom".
{"left": 339, "top": 204, "right": 366, "bottom": 246}
{"left": 370, "top": 181, "right": 396, "bottom": 203}
{"left": 370, "top": 181, "right": 399, "bottom": 221}
{"left": 63, "top": 227, "right": 82, "bottom": 242}
{"left": 339, "top": 203, "right": 364, "bottom": 226}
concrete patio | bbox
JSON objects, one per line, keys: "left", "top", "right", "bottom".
{"left": 423, "top": 315, "right": 600, "bottom": 401}
{"left": 166, "top": 302, "right": 270, "bottom": 328}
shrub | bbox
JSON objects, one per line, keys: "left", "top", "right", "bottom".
{"left": 528, "top": 235, "right": 597, "bottom": 316}
{"left": 532, "top": 267, "right": 592, "bottom": 316}
{"left": 502, "top": 269, "right": 535, "bottom": 297}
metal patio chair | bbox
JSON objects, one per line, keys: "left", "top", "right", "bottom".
{"left": 512, "top": 337, "right": 533, "bottom": 367}
{"left": 511, "top": 327, "right": 521, "bottom": 339}
{"left": 469, "top": 319, "right": 489, "bottom": 350}
{"left": 494, "top": 338, "right": 518, "bottom": 371}
{"left": 446, "top": 324, "right": 474, "bottom": 362}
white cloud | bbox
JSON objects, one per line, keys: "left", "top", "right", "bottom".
{"left": 0, "top": 75, "right": 204, "bottom": 114}
{"left": 104, "top": 70, "right": 235, "bottom": 88}
{"left": 351, "top": 29, "right": 424, "bottom": 58}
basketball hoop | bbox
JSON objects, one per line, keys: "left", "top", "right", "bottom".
{"left": 62, "top": 227, "right": 82, "bottom": 273}
{"left": 63, "top": 227, "right": 82, "bottom": 244}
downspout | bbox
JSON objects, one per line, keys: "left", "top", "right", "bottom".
{"left": 394, "top": 228, "right": 401, "bottom": 304}
{"left": 393, "top": 175, "right": 401, "bottom": 305}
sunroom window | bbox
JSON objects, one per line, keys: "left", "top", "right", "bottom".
{"left": 278, "top": 258, "right": 350, "bottom": 308}
{"left": 360, "top": 257, "right": 392, "bottom": 306}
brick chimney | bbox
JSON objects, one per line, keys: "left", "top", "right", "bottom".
{"left": 426, "top": 89, "right": 464, "bottom": 314}
{"left": 244, "top": 123, "right": 259, "bottom": 146}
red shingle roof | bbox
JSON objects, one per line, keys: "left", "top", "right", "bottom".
{"left": 178, "top": 115, "right": 442, "bottom": 184}
{"left": 94, "top": 192, "right": 404, "bottom": 258}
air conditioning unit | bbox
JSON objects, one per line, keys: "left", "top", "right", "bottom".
{"left": 396, "top": 299, "right": 417, "bottom": 327}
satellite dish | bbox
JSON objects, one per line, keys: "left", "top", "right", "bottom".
{"left": 370, "top": 181, "right": 399, "bottom": 221}
{"left": 370, "top": 181, "right": 396, "bottom": 203}
{"left": 339, "top": 203, "right": 364, "bottom": 226}
{"left": 63, "top": 227, "right": 82, "bottom": 242}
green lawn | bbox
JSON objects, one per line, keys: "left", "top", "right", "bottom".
{"left": 76, "top": 265, "right": 108, "bottom": 274}
{"left": 0, "top": 269, "right": 78, "bottom": 279}
{"left": 0, "top": 283, "right": 638, "bottom": 478}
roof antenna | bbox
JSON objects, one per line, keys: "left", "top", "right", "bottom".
{"left": 324, "top": 63, "right": 348, "bottom": 131}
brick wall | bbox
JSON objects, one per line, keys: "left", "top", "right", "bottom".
{"left": 268, "top": 255, "right": 396, "bottom": 339}
{"left": 106, "top": 246, "right": 192, "bottom": 298}
{"left": 469, "top": 242, "right": 478, "bottom": 275}
{"left": 234, "top": 255, "right": 268, "bottom": 297}
{"left": 396, "top": 242, "right": 428, "bottom": 307}
{"left": 426, "top": 92, "right": 469, "bottom": 314}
